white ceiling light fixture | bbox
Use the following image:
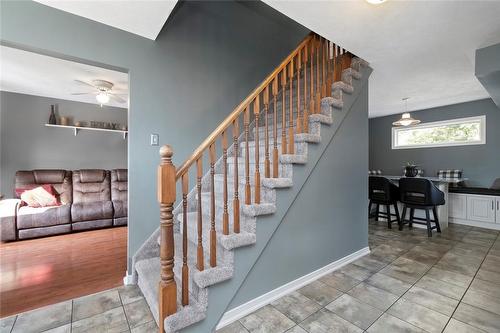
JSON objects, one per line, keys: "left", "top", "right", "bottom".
{"left": 365, "top": 0, "right": 387, "bottom": 5}
{"left": 96, "top": 92, "right": 110, "bottom": 105}
{"left": 392, "top": 98, "right": 421, "bottom": 127}
{"left": 72, "top": 79, "right": 126, "bottom": 107}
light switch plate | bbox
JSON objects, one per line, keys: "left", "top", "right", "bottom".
{"left": 150, "top": 134, "right": 159, "bottom": 146}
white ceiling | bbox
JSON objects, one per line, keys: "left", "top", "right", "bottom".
{"left": 0, "top": 46, "right": 128, "bottom": 108}
{"left": 263, "top": 0, "right": 500, "bottom": 118}
{"left": 33, "top": 0, "right": 177, "bottom": 40}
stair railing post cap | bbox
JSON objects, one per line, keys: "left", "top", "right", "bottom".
{"left": 160, "top": 145, "right": 174, "bottom": 159}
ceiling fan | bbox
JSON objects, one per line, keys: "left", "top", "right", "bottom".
{"left": 72, "top": 79, "right": 127, "bottom": 105}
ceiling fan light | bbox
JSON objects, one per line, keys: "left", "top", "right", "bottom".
{"left": 96, "top": 92, "right": 110, "bottom": 104}
{"left": 393, "top": 112, "right": 421, "bottom": 127}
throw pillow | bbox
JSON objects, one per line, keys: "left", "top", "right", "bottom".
{"left": 19, "top": 185, "right": 59, "bottom": 207}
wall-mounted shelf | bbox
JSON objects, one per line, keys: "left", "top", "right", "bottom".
{"left": 45, "top": 124, "right": 128, "bottom": 139}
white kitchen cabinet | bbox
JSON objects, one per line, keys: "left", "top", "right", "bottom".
{"left": 449, "top": 193, "right": 467, "bottom": 219}
{"left": 466, "top": 195, "right": 496, "bottom": 223}
{"left": 497, "top": 198, "right": 500, "bottom": 223}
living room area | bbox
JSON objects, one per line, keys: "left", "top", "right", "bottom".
{"left": 0, "top": 46, "right": 129, "bottom": 317}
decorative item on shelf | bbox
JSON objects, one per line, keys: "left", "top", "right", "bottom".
{"left": 121, "top": 125, "right": 127, "bottom": 131}
{"left": 60, "top": 116, "right": 69, "bottom": 126}
{"left": 404, "top": 162, "right": 419, "bottom": 177}
{"left": 48, "top": 105, "right": 57, "bottom": 125}
{"left": 393, "top": 98, "right": 420, "bottom": 127}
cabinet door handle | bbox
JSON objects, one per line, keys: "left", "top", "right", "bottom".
{"left": 497, "top": 201, "right": 499, "bottom": 210}
{"left": 493, "top": 201, "right": 495, "bottom": 210}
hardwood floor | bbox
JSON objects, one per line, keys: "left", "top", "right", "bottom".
{"left": 0, "top": 227, "right": 127, "bottom": 318}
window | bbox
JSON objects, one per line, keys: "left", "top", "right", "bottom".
{"left": 392, "top": 115, "right": 486, "bottom": 149}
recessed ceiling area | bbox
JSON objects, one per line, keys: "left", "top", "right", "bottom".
{"left": 0, "top": 46, "right": 128, "bottom": 109}
{"left": 33, "top": 0, "right": 177, "bottom": 40}
{"left": 263, "top": 0, "right": 500, "bottom": 117}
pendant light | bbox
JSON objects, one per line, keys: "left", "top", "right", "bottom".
{"left": 392, "top": 98, "right": 420, "bottom": 127}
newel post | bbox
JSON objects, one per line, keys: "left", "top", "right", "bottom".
{"left": 158, "top": 145, "right": 177, "bottom": 333}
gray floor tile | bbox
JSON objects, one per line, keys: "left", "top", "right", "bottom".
{"left": 0, "top": 315, "right": 16, "bottom": 333}
{"left": 239, "top": 305, "right": 295, "bottom": 333}
{"left": 425, "top": 267, "right": 473, "bottom": 288}
{"left": 364, "top": 272, "right": 412, "bottom": 296}
{"left": 123, "top": 298, "right": 153, "bottom": 329}
{"left": 414, "top": 275, "right": 467, "bottom": 300}
{"left": 43, "top": 324, "right": 71, "bottom": 333}
{"left": 131, "top": 320, "right": 158, "bottom": 333}
{"left": 118, "top": 285, "right": 144, "bottom": 305}
{"left": 367, "top": 313, "right": 425, "bottom": 333}
{"left": 271, "top": 291, "right": 322, "bottom": 323}
{"left": 347, "top": 282, "right": 399, "bottom": 311}
{"left": 453, "top": 302, "right": 500, "bottom": 333}
{"left": 476, "top": 268, "right": 500, "bottom": 285}
{"left": 325, "top": 294, "right": 383, "bottom": 330}
{"left": 284, "top": 326, "right": 307, "bottom": 333}
{"left": 400, "top": 249, "right": 441, "bottom": 266}
{"left": 370, "top": 244, "right": 406, "bottom": 261}
{"left": 71, "top": 306, "right": 129, "bottom": 333}
{"left": 481, "top": 255, "right": 500, "bottom": 274}
{"left": 297, "top": 280, "right": 343, "bottom": 306}
{"left": 339, "top": 263, "right": 373, "bottom": 281}
{"left": 319, "top": 271, "right": 362, "bottom": 292}
{"left": 447, "top": 245, "right": 489, "bottom": 261}
{"left": 403, "top": 286, "right": 459, "bottom": 316}
{"left": 443, "top": 318, "right": 487, "bottom": 333}
{"left": 379, "top": 257, "right": 429, "bottom": 284}
{"left": 351, "top": 255, "right": 388, "bottom": 272}
{"left": 11, "top": 300, "right": 72, "bottom": 333}
{"left": 299, "top": 308, "right": 363, "bottom": 333}
{"left": 216, "top": 321, "right": 249, "bottom": 333}
{"left": 462, "top": 289, "right": 500, "bottom": 316}
{"left": 469, "top": 278, "right": 500, "bottom": 299}
{"left": 72, "top": 289, "right": 122, "bottom": 321}
{"left": 387, "top": 298, "right": 449, "bottom": 333}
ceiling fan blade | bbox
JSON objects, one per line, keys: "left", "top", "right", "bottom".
{"left": 71, "top": 92, "right": 93, "bottom": 95}
{"left": 74, "top": 79, "right": 95, "bottom": 88}
{"left": 109, "top": 94, "right": 126, "bottom": 103}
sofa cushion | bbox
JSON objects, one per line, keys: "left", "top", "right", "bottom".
{"left": 71, "top": 201, "right": 113, "bottom": 223}
{"left": 17, "top": 204, "right": 71, "bottom": 229}
{"left": 15, "top": 170, "right": 72, "bottom": 204}
{"left": 72, "top": 170, "right": 111, "bottom": 203}
{"left": 111, "top": 169, "right": 127, "bottom": 219}
{"left": 112, "top": 200, "right": 127, "bottom": 218}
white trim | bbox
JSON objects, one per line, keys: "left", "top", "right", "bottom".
{"left": 450, "top": 219, "right": 500, "bottom": 230}
{"left": 123, "top": 272, "right": 137, "bottom": 285}
{"left": 391, "top": 115, "right": 486, "bottom": 150}
{"left": 216, "top": 246, "right": 370, "bottom": 330}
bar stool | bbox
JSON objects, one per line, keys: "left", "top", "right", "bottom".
{"left": 369, "top": 176, "right": 401, "bottom": 229}
{"left": 399, "top": 178, "right": 445, "bottom": 237}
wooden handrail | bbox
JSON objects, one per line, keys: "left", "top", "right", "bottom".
{"left": 175, "top": 32, "right": 314, "bottom": 180}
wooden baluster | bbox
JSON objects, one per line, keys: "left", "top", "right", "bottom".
{"left": 296, "top": 49, "right": 302, "bottom": 134}
{"left": 264, "top": 86, "right": 270, "bottom": 178}
{"left": 254, "top": 96, "right": 261, "bottom": 204}
{"left": 196, "top": 157, "right": 204, "bottom": 271}
{"left": 327, "top": 42, "right": 333, "bottom": 96}
{"left": 281, "top": 69, "right": 287, "bottom": 154}
{"left": 342, "top": 49, "right": 352, "bottom": 71}
{"left": 158, "top": 145, "right": 177, "bottom": 333}
{"left": 288, "top": 60, "right": 294, "bottom": 154}
{"left": 232, "top": 119, "right": 240, "bottom": 233}
{"left": 209, "top": 143, "right": 216, "bottom": 267}
{"left": 310, "top": 40, "right": 315, "bottom": 117}
{"left": 303, "top": 43, "right": 309, "bottom": 133}
{"left": 181, "top": 173, "right": 189, "bottom": 306}
{"left": 244, "top": 106, "right": 251, "bottom": 205}
{"left": 322, "top": 38, "right": 327, "bottom": 98}
{"left": 222, "top": 131, "right": 229, "bottom": 235}
{"left": 315, "top": 36, "right": 321, "bottom": 114}
{"left": 272, "top": 78, "right": 279, "bottom": 178}
{"left": 334, "top": 45, "right": 341, "bottom": 82}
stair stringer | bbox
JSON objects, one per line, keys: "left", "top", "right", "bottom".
{"left": 181, "top": 63, "right": 373, "bottom": 333}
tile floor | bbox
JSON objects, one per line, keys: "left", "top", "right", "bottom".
{"left": 2, "top": 220, "right": 500, "bottom": 333}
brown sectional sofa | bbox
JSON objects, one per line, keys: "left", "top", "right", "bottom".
{"left": 5, "top": 169, "right": 127, "bottom": 241}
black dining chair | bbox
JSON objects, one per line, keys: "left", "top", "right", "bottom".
{"left": 369, "top": 176, "right": 401, "bottom": 229}
{"left": 399, "top": 178, "right": 445, "bottom": 237}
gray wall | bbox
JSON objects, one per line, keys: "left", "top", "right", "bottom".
{"left": 0, "top": 91, "right": 127, "bottom": 195}
{"left": 1, "top": 1, "right": 309, "bottom": 272}
{"left": 476, "top": 42, "right": 500, "bottom": 108}
{"left": 230, "top": 82, "right": 369, "bottom": 309}
{"left": 369, "top": 98, "right": 500, "bottom": 187}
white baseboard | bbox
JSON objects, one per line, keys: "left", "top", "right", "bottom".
{"left": 450, "top": 219, "right": 500, "bottom": 230}
{"left": 216, "top": 246, "right": 370, "bottom": 330}
{"left": 123, "top": 272, "right": 137, "bottom": 285}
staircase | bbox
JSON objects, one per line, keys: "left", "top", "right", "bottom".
{"left": 132, "top": 32, "right": 369, "bottom": 332}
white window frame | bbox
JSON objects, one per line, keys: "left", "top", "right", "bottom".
{"left": 391, "top": 115, "right": 486, "bottom": 150}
